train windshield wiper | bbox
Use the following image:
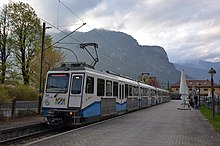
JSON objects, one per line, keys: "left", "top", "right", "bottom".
{"left": 53, "top": 88, "right": 67, "bottom": 97}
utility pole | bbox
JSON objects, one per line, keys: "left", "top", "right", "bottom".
{"left": 38, "top": 22, "right": 46, "bottom": 114}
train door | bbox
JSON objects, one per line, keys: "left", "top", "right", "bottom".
{"left": 119, "top": 82, "right": 126, "bottom": 111}
{"left": 68, "top": 74, "right": 84, "bottom": 108}
{"left": 138, "top": 86, "right": 142, "bottom": 109}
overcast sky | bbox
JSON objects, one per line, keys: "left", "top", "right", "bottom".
{"left": 1, "top": 0, "right": 220, "bottom": 63}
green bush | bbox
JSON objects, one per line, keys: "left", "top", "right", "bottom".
{"left": 0, "top": 86, "right": 10, "bottom": 103}
{"left": 17, "top": 109, "right": 36, "bottom": 117}
{"left": 0, "top": 111, "right": 4, "bottom": 121}
{"left": 8, "top": 85, "right": 38, "bottom": 101}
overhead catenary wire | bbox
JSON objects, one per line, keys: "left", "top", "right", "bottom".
{"left": 56, "top": 0, "right": 60, "bottom": 28}
{"left": 38, "top": 17, "right": 82, "bottom": 44}
{"left": 46, "top": 22, "right": 86, "bottom": 50}
{"left": 58, "top": 0, "right": 85, "bottom": 23}
{"left": 57, "top": 0, "right": 145, "bottom": 76}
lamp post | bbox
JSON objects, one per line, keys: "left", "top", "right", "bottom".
{"left": 197, "top": 82, "right": 201, "bottom": 107}
{"left": 208, "top": 68, "right": 216, "bottom": 119}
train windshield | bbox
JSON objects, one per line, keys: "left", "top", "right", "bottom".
{"left": 46, "top": 73, "right": 69, "bottom": 93}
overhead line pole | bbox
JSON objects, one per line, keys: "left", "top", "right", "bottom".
{"left": 38, "top": 22, "right": 46, "bottom": 115}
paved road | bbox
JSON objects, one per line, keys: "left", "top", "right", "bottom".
{"left": 26, "top": 100, "right": 220, "bottom": 146}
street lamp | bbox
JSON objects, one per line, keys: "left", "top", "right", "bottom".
{"left": 208, "top": 68, "right": 216, "bottom": 119}
{"left": 197, "top": 82, "right": 201, "bottom": 107}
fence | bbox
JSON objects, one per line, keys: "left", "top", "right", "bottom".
{"left": 0, "top": 101, "right": 38, "bottom": 118}
{"left": 201, "top": 95, "right": 220, "bottom": 115}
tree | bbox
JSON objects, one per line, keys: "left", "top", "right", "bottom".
{"left": 7, "top": 2, "right": 42, "bottom": 85}
{"left": 30, "top": 35, "right": 64, "bottom": 88}
{"left": 0, "top": 5, "right": 11, "bottom": 84}
{"left": 146, "top": 77, "right": 161, "bottom": 88}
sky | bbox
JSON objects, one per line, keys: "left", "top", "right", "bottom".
{"left": 1, "top": 0, "right": 220, "bottom": 63}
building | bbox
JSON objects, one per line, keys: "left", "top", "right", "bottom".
{"left": 171, "top": 79, "right": 220, "bottom": 96}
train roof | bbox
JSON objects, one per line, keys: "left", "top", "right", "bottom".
{"left": 139, "top": 82, "right": 156, "bottom": 90}
{"left": 156, "top": 87, "right": 169, "bottom": 93}
{"left": 50, "top": 62, "right": 95, "bottom": 71}
{"left": 49, "top": 62, "right": 138, "bottom": 83}
{"left": 48, "top": 62, "right": 168, "bottom": 92}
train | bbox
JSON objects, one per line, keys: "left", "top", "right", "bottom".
{"left": 41, "top": 62, "right": 170, "bottom": 126}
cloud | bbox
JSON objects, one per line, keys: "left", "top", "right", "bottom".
{"left": 1, "top": 0, "right": 220, "bottom": 63}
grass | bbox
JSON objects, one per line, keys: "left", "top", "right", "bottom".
{"left": 200, "top": 105, "right": 220, "bottom": 133}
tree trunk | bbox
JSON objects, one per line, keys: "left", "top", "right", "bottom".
{"left": 0, "top": 6, "right": 9, "bottom": 84}
{"left": 1, "top": 63, "right": 6, "bottom": 83}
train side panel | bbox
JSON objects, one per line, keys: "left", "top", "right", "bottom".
{"left": 41, "top": 63, "right": 170, "bottom": 126}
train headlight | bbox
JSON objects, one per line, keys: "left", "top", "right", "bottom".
{"left": 70, "top": 111, "right": 73, "bottom": 116}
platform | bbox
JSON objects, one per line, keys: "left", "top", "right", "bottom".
{"left": 0, "top": 115, "right": 45, "bottom": 130}
{"left": 26, "top": 100, "right": 220, "bottom": 146}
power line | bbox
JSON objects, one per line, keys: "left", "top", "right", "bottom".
{"left": 38, "top": 17, "right": 82, "bottom": 44}
{"left": 56, "top": 0, "right": 60, "bottom": 28}
{"left": 58, "top": 0, "right": 144, "bottom": 76}
{"left": 47, "top": 22, "right": 86, "bottom": 49}
{"left": 58, "top": 0, "right": 84, "bottom": 23}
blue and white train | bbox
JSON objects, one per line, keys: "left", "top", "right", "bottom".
{"left": 42, "top": 63, "right": 170, "bottom": 126}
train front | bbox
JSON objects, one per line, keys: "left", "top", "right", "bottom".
{"left": 42, "top": 70, "right": 84, "bottom": 126}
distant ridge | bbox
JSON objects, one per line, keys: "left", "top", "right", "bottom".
{"left": 174, "top": 60, "right": 220, "bottom": 82}
{"left": 51, "top": 29, "right": 181, "bottom": 84}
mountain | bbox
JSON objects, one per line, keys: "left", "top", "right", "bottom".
{"left": 50, "top": 29, "right": 180, "bottom": 84}
{"left": 174, "top": 60, "right": 220, "bottom": 83}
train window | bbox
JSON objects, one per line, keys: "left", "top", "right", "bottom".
{"left": 143, "top": 88, "right": 147, "bottom": 96}
{"left": 146, "top": 88, "right": 150, "bottom": 96}
{"left": 106, "top": 80, "right": 112, "bottom": 96}
{"left": 146, "top": 88, "right": 149, "bottom": 96}
{"left": 113, "top": 82, "right": 118, "bottom": 96}
{"left": 122, "top": 85, "right": 124, "bottom": 99}
{"left": 136, "top": 86, "right": 138, "bottom": 96}
{"left": 132, "top": 86, "right": 138, "bottom": 96}
{"left": 46, "top": 73, "right": 69, "bottom": 93}
{"left": 97, "top": 78, "right": 105, "bottom": 96}
{"left": 85, "top": 76, "right": 94, "bottom": 94}
{"left": 125, "top": 84, "right": 128, "bottom": 98}
{"left": 119, "top": 84, "right": 121, "bottom": 99}
{"left": 71, "top": 75, "right": 82, "bottom": 94}
{"left": 128, "top": 85, "right": 132, "bottom": 96}
{"left": 139, "top": 87, "right": 142, "bottom": 96}
{"left": 151, "top": 90, "right": 156, "bottom": 96}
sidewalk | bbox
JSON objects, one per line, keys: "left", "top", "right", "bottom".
{"left": 27, "top": 100, "right": 220, "bottom": 146}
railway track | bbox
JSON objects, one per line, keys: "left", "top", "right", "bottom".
{"left": 0, "top": 122, "right": 69, "bottom": 145}
{"left": 0, "top": 113, "right": 126, "bottom": 145}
